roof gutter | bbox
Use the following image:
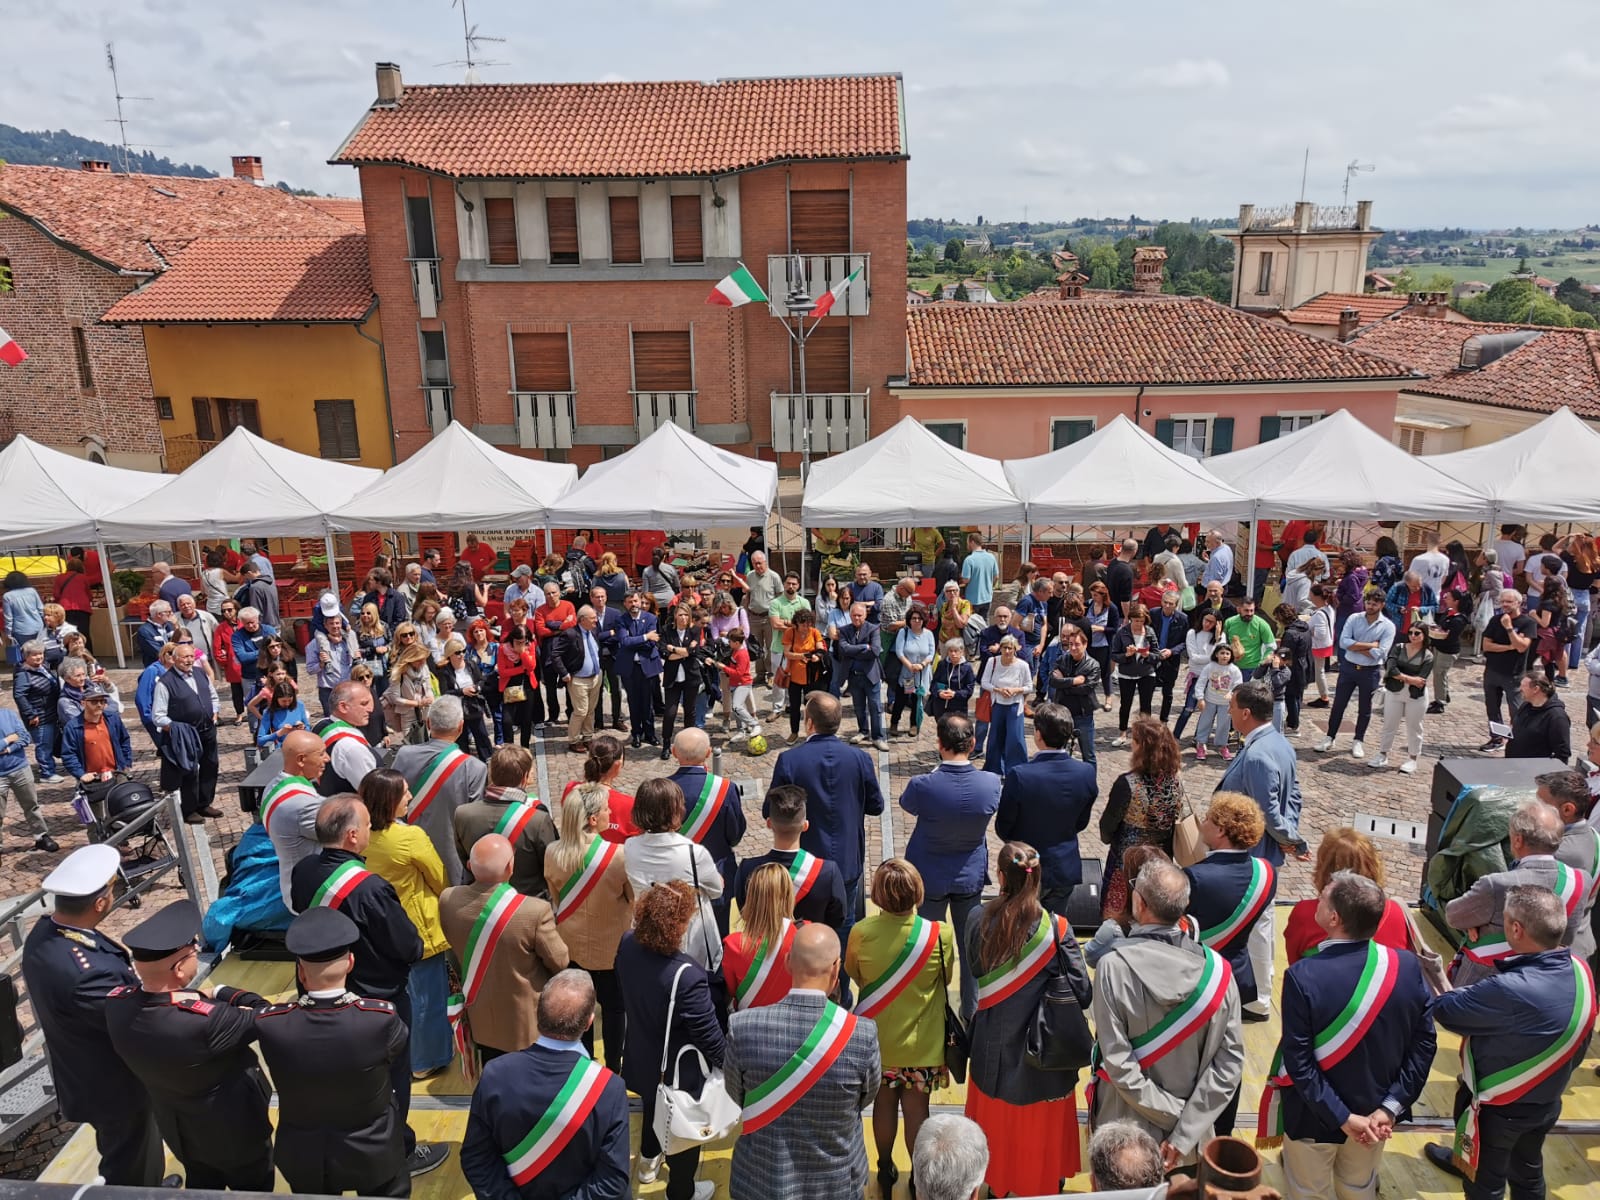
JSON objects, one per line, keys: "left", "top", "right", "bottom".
{"left": 323, "top": 154, "right": 909, "bottom": 180}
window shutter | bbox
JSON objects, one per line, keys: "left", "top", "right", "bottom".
{"left": 192, "top": 398, "right": 215, "bottom": 441}
{"left": 511, "top": 333, "right": 572, "bottom": 392}
{"left": 632, "top": 331, "right": 693, "bottom": 391}
{"left": 1053, "top": 420, "right": 1094, "bottom": 449}
{"left": 315, "top": 400, "right": 362, "bottom": 460}
{"left": 670, "top": 195, "right": 704, "bottom": 263}
{"left": 484, "top": 198, "right": 519, "bottom": 265}
{"left": 608, "top": 196, "right": 641, "bottom": 264}
{"left": 789, "top": 190, "right": 850, "bottom": 254}
{"left": 546, "top": 197, "right": 579, "bottom": 264}
{"left": 1153, "top": 418, "right": 1174, "bottom": 447}
{"left": 791, "top": 324, "right": 851, "bottom": 393}
{"left": 1211, "top": 417, "right": 1234, "bottom": 455}
{"left": 1259, "top": 415, "right": 1281, "bottom": 443}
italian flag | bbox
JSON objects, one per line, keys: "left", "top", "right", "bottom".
{"left": 0, "top": 327, "right": 25, "bottom": 367}
{"left": 707, "top": 264, "right": 768, "bottom": 308}
{"left": 810, "top": 266, "right": 863, "bottom": 319}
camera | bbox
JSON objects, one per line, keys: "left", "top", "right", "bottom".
{"left": 694, "top": 637, "right": 735, "bottom": 667}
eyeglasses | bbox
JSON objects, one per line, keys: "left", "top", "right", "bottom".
{"left": 399, "top": 631, "right": 417, "bottom": 639}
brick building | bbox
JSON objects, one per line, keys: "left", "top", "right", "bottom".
{"left": 329, "top": 63, "right": 907, "bottom": 466}
{"left": 0, "top": 159, "right": 359, "bottom": 469}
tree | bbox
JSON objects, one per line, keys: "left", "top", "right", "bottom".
{"left": 1555, "top": 277, "right": 1598, "bottom": 317}
{"left": 1086, "top": 244, "right": 1120, "bottom": 290}
{"left": 953, "top": 280, "right": 970, "bottom": 301}
{"left": 945, "top": 238, "right": 964, "bottom": 263}
{"left": 1459, "top": 278, "right": 1580, "bottom": 327}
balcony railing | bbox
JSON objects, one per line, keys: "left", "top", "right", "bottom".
{"left": 770, "top": 390, "right": 871, "bottom": 454}
{"left": 408, "top": 258, "right": 442, "bottom": 318}
{"left": 513, "top": 391, "right": 576, "bottom": 450}
{"left": 767, "top": 253, "right": 871, "bottom": 318}
{"left": 163, "top": 434, "right": 219, "bottom": 471}
{"left": 424, "top": 385, "right": 454, "bottom": 435}
{"left": 632, "top": 391, "right": 696, "bottom": 440}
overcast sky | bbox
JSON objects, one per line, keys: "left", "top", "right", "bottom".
{"left": 8, "top": 0, "right": 1599, "bottom": 228}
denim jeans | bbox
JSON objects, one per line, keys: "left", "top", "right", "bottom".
{"left": 850, "top": 675, "right": 884, "bottom": 740}
{"left": 1327, "top": 662, "right": 1380, "bottom": 741}
{"left": 407, "top": 953, "right": 454, "bottom": 1072}
{"left": 984, "top": 702, "right": 1027, "bottom": 775}
{"left": 31, "top": 720, "right": 58, "bottom": 778}
{"left": 1196, "top": 702, "right": 1233, "bottom": 748}
{"left": 1569, "top": 589, "right": 1592, "bottom": 670}
{"left": 1072, "top": 710, "right": 1097, "bottom": 764}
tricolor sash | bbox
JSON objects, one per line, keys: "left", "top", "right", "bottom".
{"left": 319, "top": 718, "right": 367, "bottom": 752}
{"left": 734, "top": 919, "right": 796, "bottom": 1010}
{"left": 259, "top": 774, "right": 316, "bottom": 832}
{"left": 976, "top": 913, "right": 1066, "bottom": 1010}
{"left": 492, "top": 799, "right": 540, "bottom": 845}
{"left": 503, "top": 1055, "right": 612, "bottom": 1185}
{"left": 1453, "top": 956, "right": 1597, "bottom": 1179}
{"left": 310, "top": 860, "right": 372, "bottom": 909}
{"left": 787, "top": 850, "right": 824, "bottom": 902}
{"left": 681, "top": 772, "right": 732, "bottom": 843}
{"left": 407, "top": 744, "right": 469, "bottom": 824}
{"left": 1459, "top": 929, "right": 1514, "bottom": 967}
{"left": 554, "top": 837, "right": 621, "bottom": 924}
{"left": 1257, "top": 941, "right": 1401, "bottom": 1147}
{"left": 740, "top": 1000, "right": 857, "bottom": 1133}
{"left": 460, "top": 883, "right": 527, "bottom": 1005}
{"left": 855, "top": 917, "right": 940, "bottom": 1020}
{"left": 1199, "top": 858, "right": 1275, "bottom": 951}
{"left": 1552, "top": 861, "right": 1587, "bottom": 918}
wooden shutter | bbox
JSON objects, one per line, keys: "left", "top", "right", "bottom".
{"left": 1210, "top": 417, "right": 1234, "bottom": 455}
{"left": 791, "top": 324, "right": 850, "bottom": 393}
{"left": 511, "top": 333, "right": 572, "bottom": 392}
{"left": 1153, "top": 418, "right": 1174, "bottom": 447}
{"left": 315, "top": 400, "right": 362, "bottom": 460}
{"left": 1258, "top": 415, "right": 1281, "bottom": 443}
{"left": 485, "top": 198, "right": 518, "bottom": 265}
{"left": 1052, "top": 420, "right": 1094, "bottom": 450}
{"left": 671, "top": 195, "right": 704, "bottom": 263}
{"left": 217, "top": 399, "right": 260, "bottom": 436}
{"left": 632, "top": 331, "right": 693, "bottom": 391}
{"left": 609, "top": 196, "right": 641, "bottom": 264}
{"left": 192, "top": 397, "right": 215, "bottom": 441}
{"left": 546, "top": 197, "right": 579, "bottom": 264}
{"left": 789, "top": 190, "right": 850, "bottom": 254}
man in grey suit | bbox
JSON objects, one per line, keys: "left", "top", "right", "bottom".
{"left": 1446, "top": 800, "right": 1584, "bottom": 986}
{"left": 724, "top": 924, "right": 879, "bottom": 1200}
{"left": 389, "top": 696, "right": 488, "bottom": 885}
{"left": 1537, "top": 768, "right": 1600, "bottom": 963}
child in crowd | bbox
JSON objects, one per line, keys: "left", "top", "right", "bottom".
{"left": 1305, "top": 583, "right": 1336, "bottom": 705}
{"left": 256, "top": 680, "right": 309, "bottom": 751}
{"left": 719, "top": 627, "right": 761, "bottom": 739}
{"left": 1253, "top": 646, "right": 1293, "bottom": 734}
{"left": 240, "top": 662, "right": 292, "bottom": 732}
{"left": 1193, "top": 643, "right": 1242, "bottom": 762}
{"left": 1172, "top": 609, "right": 1217, "bottom": 741}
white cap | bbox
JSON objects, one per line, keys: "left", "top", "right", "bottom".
{"left": 318, "top": 593, "right": 342, "bottom": 617}
{"left": 42, "top": 844, "right": 120, "bottom": 898}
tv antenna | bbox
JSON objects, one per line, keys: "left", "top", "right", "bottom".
{"left": 440, "top": 0, "right": 506, "bottom": 83}
{"left": 103, "top": 43, "right": 154, "bottom": 172}
{"left": 1343, "top": 159, "right": 1375, "bottom": 206}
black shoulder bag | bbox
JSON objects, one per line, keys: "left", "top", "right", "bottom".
{"left": 937, "top": 933, "right": 970, "bottom": 1083}
{"left": 1024, "top": 922, "right": 1095, "bottom": 1071}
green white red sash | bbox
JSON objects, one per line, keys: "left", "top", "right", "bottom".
{"left": 502, "top": 1055, "right": 612, "bottom": 1185}
{"left": 976, "top": 913, "right": 1066, "bottom": 1009}
{"left": 1453, "top": 956, "right": 1596, "bottom": 1180}
{"left": 310, "top": 860, "right": 371, "bottom": 909}
{"left": 1459, "top": 928, "right": 1513, "bottom": 967}
{"left": 1552, "top": 861, "right": 1587, "bottom": 917}
{"left": 734, "top": 919, "right": 796, "bottom": 1010}
{"left": 1462, "top": 864, "right": 1586, "bottom": 972}
{"left": 554, "top": 837, "right": 620, "bottom": 924}
{"left": 1199, "top": 858, "right": 1275, "bottom": 951}
{"left": 855, "top": 917, "right": 940, "bottom": 1020}
{"left": 259, "top": 774, "right": 315, "bottom": 832}
{"left": 319, "top": 718, "right": 366, "bottom": 752}
{"left": 492, "top": 799, "right": 540, "bottom": 844}
{"left": 787, "top": 850, "right": 823, "bottom": 901}
{"left": 1179, "top": 914, "right": 1199, "bottom": 940}
{"left": 681, "top": 772, "right": 732, "bottom": 843}
{"left": 1257, "top": 941, "right": 1401, "bottom": 1147}
{"left": 407, "top": 744, "right": 469, "bottom": 824}
{"left": 740, "top": 1000, "right": 857, "bottom": 1133}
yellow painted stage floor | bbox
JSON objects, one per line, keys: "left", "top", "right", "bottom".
{"left": 41, "top": 923, "right": 1600, "bottom": 1197}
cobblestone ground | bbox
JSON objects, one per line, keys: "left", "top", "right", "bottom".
{"left": 0, "top": 654, "right": 1589, "bottom": 1174}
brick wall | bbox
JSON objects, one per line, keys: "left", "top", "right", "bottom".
{"left": 0, "top": 218, "right": 163, "bottom": 464}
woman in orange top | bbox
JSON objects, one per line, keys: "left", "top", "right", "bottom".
{"left": 561, "top": 735, "right": 639, "bottom": 844}
{"left": 778, "top": 606, "right": 827, "bottom": 740}
{"left": 722, "top": 864, "right": 799, "bottom": 1011}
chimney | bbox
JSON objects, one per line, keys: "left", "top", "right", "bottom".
{"left": 1293, "top": 200, "right": 1313, "bottom": 232}
{"left": 231, "top": 155, "right": 264, "bottom": 184}
{"left": 1132, "top": 246, "right": 1168, "bottom": 295}
{"left": 80, "top": 159, "right": 112, "bottom": 173}
{"left": 1238, "top": 203, "right": 1255, "bottom": 231}
{"left": 1412, "top": 291, "right": 1450, "bottom": 320}
{"left": 1355, "top": 199, "right": 1373, "bottom": 230}
{"left": 1057, "top": 271, "right": 1085, "bottom": 301}
{"left": 375, "top": 62, "right": 404, "bottom": 106}
{"left": 1337, "top": 306, "right": 1361, "bottom": 342}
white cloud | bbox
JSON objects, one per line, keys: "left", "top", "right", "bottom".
{"left": 1556, "top": 49, "right": 1600, "bottom": 80}
{"left": 1422, "top": 94, "right": 1551, "bottom": 137}
{"left": 1111, "top": 153, "right": 1151, "bottom": 178}
{"left": 1133, "top": 58, "right": 1230, "bottom": 90}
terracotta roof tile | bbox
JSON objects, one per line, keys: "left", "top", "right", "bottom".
{"left": 0, "top": 164, "right": 359, "bottom": 274}
{"left": 301, "top": 197, "right": 365, "bottom": 228}
{"left": 102, "top": 235, "right": 373, "bottom": 324}
{"left": 331, "top": 75, "right": 904, "bottom": 177}
{"left": 1283, "top": 291, "right": 1414, "bottom": 325}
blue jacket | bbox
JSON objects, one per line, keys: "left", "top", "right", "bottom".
{"left": 900, "top": 762, "right": 1001, "bottom": 896}
{"left": 60, "top": 711, "right": 134, "bottom": 778}
{"left": 0, "top": 709, "right": 31, "bottom": 775}
{"left": 615, "top": 934, "right": 724, "bottom": 1099}
{"left": 593, "top": 606, "right": 624, "bottom": 667}
{"left": 665, "top": 765, "right": 748, "bottom": 896}
{"left": 925, "top": 659, "right": 975, "bottom": 719}
{"left": 1013, "top": 593, "right": 1050, "bottom": 655}
{"left": 1184, "top": 849, "right": 1276, "bottom": 1005}
{"left": 12, "top": 663, "right": 59, "bottom": 727}
{"left": 134, "top": 617, "right": 169, "bottom": 668}
{"left": 768, "top": 734, "right": 884, "bottom": 887}
{"left": 1152, "top": 607, "right": 1189, "bottom": 656}
{"left": 834, "top": 619, "right": 881, "bottom": 683}
{"left": 1215, "top": 724, "right": 1306, "bottom": 865}
{"left": 1280, "top": 938, "right": 1435, "bottom": 1142}
{"left": 995, "top": 750, "right": 1098, "bottom": 891}
{"left": 1383, "top": 580, "right": 1438, "bottom": 629}
{"left": 616, "top": 612, "right": 662, "bottom": 678}
{"left": 734, "top": 849, "right": 847, "bottom": 931}
{"left": 257, "top": 701, "right": 310, "bottom": 750}
{"left": 135, "top": 662, "right": 165, "bottom": 737}
{"left": 231, "top": 623, "right": 278, "bottom": 673}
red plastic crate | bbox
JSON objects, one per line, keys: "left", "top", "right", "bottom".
{"left": 418, "top": 533, "right": 458, "bottom": 571}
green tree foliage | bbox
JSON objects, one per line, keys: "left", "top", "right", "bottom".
{"left": 1555, "top": 277, "right": 1599, "bottom": 318}
{"left": 1458, "top": 278, "right": 1591, "bottom": 328}
{"left": 0, "top": 123, "right": 215, "bottom": 177}
{"left": 1388, "top": 268, "right": 1457, "bottom": 295}
{"left": 1086, "top": 244, "right": 1121, "bottom": 290}
{"left": 953, "top": 280, "right": 970, "bottom": 301}
{"left": 945, "top": 238, "right": 964, "bottom": 263}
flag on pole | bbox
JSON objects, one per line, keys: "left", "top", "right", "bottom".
{"left": 707, "top": 264, "right": 768, "bottom": 308}
{"left": 809, "top": 266, "right": 863, "bottom": 320}
{"left": 0, "top": 327, "right": 25, "bottom": 367}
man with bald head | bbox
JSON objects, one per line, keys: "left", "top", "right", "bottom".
{"left": 263, "top": 728, "right": 330, "bottom": 908}
{"left": 667, "top": 726, "right": 748, "bottom": 935}
{"left": 440, "top": 833, "right": 569, "bottom": 1064}
{"left": 725, "top": 923, "right": 879, "bottom": 1200}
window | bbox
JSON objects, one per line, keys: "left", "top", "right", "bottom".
{"left": 405, "top": 195, "right": 436, "bottom": 259}
{"left": 1255, "top": 252, "right": 1274, "bottom": 295}
{"left": 315, "top": 399, "right": 362, "bottom": 460}
{"left": 608, "top": 196, "right": 641, "bottom": 265}
{"left": 1051, "top": 419, "right": 1096, "bottom": 449}
{"left": 791, "top": 324, "right": 850, "bottom": 393}
{"left": 421, "top": 330, "right": 450, "bottom": 386}
{"left": 1397, "top": 426, "right": 1426, "bottom": 456}
{"left": 71, "top": 326, "right": 93, "bottom": 391}
{"left": 546, "top": 197, "right": 579, "bottom": 265}
{"left": 1279, "top": 412, "right": 1321, "bottom": 433}
{"left": 0, "top": 256, "right": 13, "bottom": 291}
{"left": 214, "top": 399, "right": 260, "bottom": 436}
{"left": 1155, "top": 416, "right": 1233, "bottom": 459}
{"left": 192, "top": 398, "right": 215, "bottom": 441}
{"left": 631, "top": 331, "right": 693, "bottom": 392}
{"left": 154, "top": 396, "right": 174, "bottom": 421}
{"left": 484, "top": 198, "right": 519, "bottom": 265}
{"left": 511, "top": 332, "right": 572, "bottom": 392}
{"left": 670, "top": 195, "right": 703, "bottom": 263}
{"left": 789, "top": 189, "right": 850, "bottom": 254}
{"left": 924, "top": 422, "right": 966, "bottom": 449}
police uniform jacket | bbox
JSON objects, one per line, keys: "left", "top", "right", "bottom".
{"left": 665, "top": 765, "right": 747, "bottom": 899}
{"left": 289, "top": 849, "right": 424, "bottom": 999}
{"left": 1184, "top": 848, "right": 1277, "bottom": 1006}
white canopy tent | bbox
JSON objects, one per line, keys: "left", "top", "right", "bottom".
{"left": 545, "top": 422, "right": 778, "bottom": 528}
{"left": 1425, "top": 406, "right": 1600, "bottom": 525}
{"left": 802, "top": 415, "right": 1026, "bottom": 526}
{"left": 329, "top": 421, "right": 578, "bottom": 532}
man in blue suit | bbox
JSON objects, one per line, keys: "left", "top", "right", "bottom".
{"left": 1277, "top": 872, "right": 1434, "bottom": 1198}
{"left": 834, "top": 603, "right": 887, "bottom": 750}
{"left": 666, "top": 727, "right": 747, "bottom": 936}
{"left": 587, "top": 585, "right": 626, "bottom": 733}
{"left": 995, "top": 702, "right": 1098, "bottom": 917}
{"left": 615, "top": 590, "right": 661, "bottom": 748}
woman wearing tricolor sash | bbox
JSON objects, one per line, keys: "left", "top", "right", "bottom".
{"left": 723, "top": 864, "right": 800, "bottom": 1011}
{"left": 1184, "top": 792, "right": 1277, "bottom": 1020}
{"left": 845, "top": 858, "right": 955, "bottom": 1194}
{"left": 965, "top": 842, "right": 1092, "bottom": 1195}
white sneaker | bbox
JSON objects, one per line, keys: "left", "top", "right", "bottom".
{"left": 1315, "top": 736, "right": 1334, "bottom": 752}
{"left": 691, "top": 1182, "right": 715, "bottom": 1200}
{"left": 1112, "top": 734, "right": 1129, "bottom": 748}
{"left": 1400, "top": 758, "right": 1418, "bottom": 774}
{"left": 1370, "top": 753, "right": 1388, "bottom": 768}
{"left": 1351, "top": 740, "right": 1365, "bottom": 759}
{"left": 851, "top": 733, "right": 871, "bottom": 745}
{"left": 637, "top": 1154, "right": 664, "bottom": 1184}
{"left": 873, "top": 738, "right": 890, "bottom": 752}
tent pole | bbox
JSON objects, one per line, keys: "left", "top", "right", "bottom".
{"left": 96, "top": 540, "right": 125, "bottom": 669}
{"left": 543, "top": 527, "right": 554, "bottom": 556}
{"left": 324, "top": 532, "right": 339, "bottom": 595}
{"left": 1245, "top": 509, "right": 1259, "bottom": 599}
{"left": 1022, "top": 508, "right": 1032, "bottom": 560}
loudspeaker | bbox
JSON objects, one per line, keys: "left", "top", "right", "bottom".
{"left": 1064, "top": 858, "right": 1105, "bottom": 935}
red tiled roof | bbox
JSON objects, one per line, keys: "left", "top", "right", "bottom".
{"left": 301, "top": 197, "right": 365, "bottom": 228}
{"left": 1351, "top": 316, "right": 1600, "bottom": 418}
{"left": 331, "top": 75, "right": 905, "bottom": 177}
{"left": 102, "top": 236, "right": 373, "bottom": 324}
{"left": 1283, "top": 291, "right": 1414, "bottom": 326}
{"left": 0, "top": 164, "right": 359, "bottom": 274}
{"left": 903, "top": 297, "right": 1415, "bottom": 388}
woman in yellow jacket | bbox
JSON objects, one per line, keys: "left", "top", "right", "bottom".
{"left": 360, "top": 768, "right": 454, "bottom": 1080}
{"left": 845, "top": 858, "right": 956, "bottom": 1193}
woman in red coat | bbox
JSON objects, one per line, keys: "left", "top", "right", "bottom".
{"left": 1282, "top": 826, "right": 1411, "bottom": 964}
{"left": 496, "top": 623, "right": 542, "bottom": 747}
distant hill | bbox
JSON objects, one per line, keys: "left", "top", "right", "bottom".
{"left": 0, "top": 124, "right": 216, "bottom": 178}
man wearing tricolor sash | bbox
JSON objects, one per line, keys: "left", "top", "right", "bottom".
{"left": 1425, "top": 885, "right": 1597, "bottom": 1198}
{"left": 1185, "top": 792, "right": 1278, "bottom": 1016}
{"left": 392, "top": 695, "right": 489, "bottom": 885}
{"left": 311, "top": 680, "right": 379, "bottom": 796}
{"left": 1090, "top": 860, "right": 1243, "bottom": 1170}
{"left": 263, "top": 730, "right": 331, "bottom": 908}
{"left": 1538, "top": 768, "right": 1600, "bottom": 962}
{"left": 735, "top": 785, "right": 847, "bottom": 932}
{"left": 461, "top": 968, "right": 631, "bottom": 1200}
{"left": 1446, "top": 800, "right": 1586, "bottom": 987}
{"left": 455, "top": 745, "right": 558, "bottom": 899}
{"left": 725, "top": 924, "right": 879, "bottom": 1200}
{"left": 1267, "top": 873, "right": 1434, "bottom": 1200}
{"left": 667, "top": 728, "right": 748, "bottom": 935}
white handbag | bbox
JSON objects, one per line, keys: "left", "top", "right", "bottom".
{"left": 652, "top": 962, "right": 741, "bottom": 1155}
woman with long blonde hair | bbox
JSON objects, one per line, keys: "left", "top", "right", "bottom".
{"left": 721, "top": 863, "right": 798, "bottom": 1011}
{"left": 383, "top": 637, "right": 434, "bottom": 741}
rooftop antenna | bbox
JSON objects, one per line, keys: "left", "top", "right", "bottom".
{"left": 440, "top": 0, "right": 506, "bottom": 83}
{"left": 103, "top": 43, "right": 152, "bottom": 173}
{"left": 1343, "top": 159, "right": 1375, "bottom": 206}
{"left": 1297, "top": 146, "right": 1310, "bottom": 204}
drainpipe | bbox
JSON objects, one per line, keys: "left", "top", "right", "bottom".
{"left": 353, "top": 305, "right": 397, "bottom": 467}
